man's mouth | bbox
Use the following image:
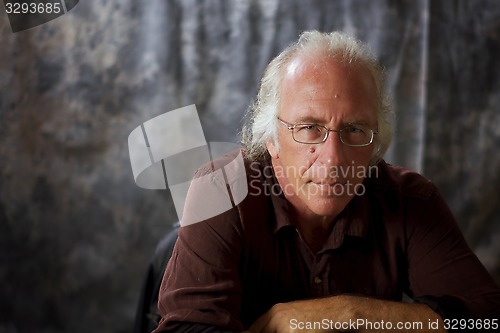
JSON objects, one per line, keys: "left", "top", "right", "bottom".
{"left": 308, "top": 180, "right": 348, "bottom": 195}
{"left": 310, "top": 179, "right": 347, "bottom": 186}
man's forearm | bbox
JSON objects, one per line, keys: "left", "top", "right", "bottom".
{"left": 249, "top": 295, "right": 447, "bottom": 333}
{"left": 331, "top": 295, "right": 446, "bottom": 332}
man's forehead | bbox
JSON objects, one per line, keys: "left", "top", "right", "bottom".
{"left": 282, "top": 53, "right": 373, "bottom": 85}
{"left": 279, "top": 54, "right": 378, "bottom": 124}
{"left": 284, "top": 53, "right": 346, "bottom": 76}
{"left": 284, "top": 54, "right": 321, "bottom": 80}
{"left": 281, "top": 54, "right": 375, "bottom": 96}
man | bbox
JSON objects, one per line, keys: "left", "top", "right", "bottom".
{"left": 153, "top": 31, "right": 500, "bottom": 332}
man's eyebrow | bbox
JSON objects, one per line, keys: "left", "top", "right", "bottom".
{"left": 294, "top": 116, "right": 324, "bottom": 124}
{"left": 293, "top": 116, "right": 371, "bottom": 126}
{"left": 346, "top": 120, "right": 371, "bottom": 126}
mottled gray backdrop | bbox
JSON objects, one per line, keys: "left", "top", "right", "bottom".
{"left": 1, "top": 0, "right": 499, "bottom": 332}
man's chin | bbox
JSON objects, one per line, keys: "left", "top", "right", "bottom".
{"left": 303, "top": 194, "right": 353, "bottom": 217}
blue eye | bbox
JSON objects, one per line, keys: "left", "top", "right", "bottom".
{"left": 303, "top": 125, "right": 320, "bottom": 131}
{"left": 344, "top": 125, "right": 364, "bottom": 134}
{"left": 293, "top": 124, "right": 325, "bottom": 143}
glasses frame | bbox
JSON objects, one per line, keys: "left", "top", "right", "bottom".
{"left": 277, "top": 117, "right": 378, "bottom": 147}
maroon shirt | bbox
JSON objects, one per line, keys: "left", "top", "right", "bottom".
{"left": 154, "top": 154, "right": 500, "bottom": 332}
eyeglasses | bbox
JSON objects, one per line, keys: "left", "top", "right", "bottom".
{"left": 278, "top": 117, "right": 377, "bottom": 147}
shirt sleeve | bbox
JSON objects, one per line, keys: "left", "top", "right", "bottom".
{"left": 152, "top": 206, "right": 245, "bottom": 332}
{"left": 405, "top": 184, "right": 500, "bottom": 319}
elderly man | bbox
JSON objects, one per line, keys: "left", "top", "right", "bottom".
{"left": 153, "top": 31, "right": 500, "bottom": 332}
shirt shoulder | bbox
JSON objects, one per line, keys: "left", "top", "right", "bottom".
{"left": 182, "top": 148, "right": 276, "bottom": 229}
{"left": 367, "top": 160, "right": 438, "bottom": 200}
{"left": 191, "top": 149, "right": 265, "bottom": 181}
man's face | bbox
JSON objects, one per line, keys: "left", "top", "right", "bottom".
{"left": 266, "top": 55, "right": 378, "bottom": 220}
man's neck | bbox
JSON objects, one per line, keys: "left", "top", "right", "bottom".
{"left": 290, "top": 207, "right": 336, "bottom": 254}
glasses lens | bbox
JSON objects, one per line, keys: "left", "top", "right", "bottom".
{"left": 293, "top": 124, "right": 326, "bottom": 144}
{"left": 341, "top": 125, "right": 372, "bottom": 146}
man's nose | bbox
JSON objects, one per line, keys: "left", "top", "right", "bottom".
{"left": 318, "top": 130, "right": 346, "bottom": 167}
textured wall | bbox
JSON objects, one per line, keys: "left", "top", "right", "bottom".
{"left": 1, "top": 0, "right": 499, "bottom": 332}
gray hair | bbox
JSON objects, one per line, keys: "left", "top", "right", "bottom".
{"left": 241, "top": 30, "right": 393, "bottom": 165}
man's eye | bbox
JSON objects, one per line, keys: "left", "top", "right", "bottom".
{"left": 344, "top": 126, "right": 364, "bottom": 134}
{"left": 301, "top": 125, "right": 321, "bottom": 132}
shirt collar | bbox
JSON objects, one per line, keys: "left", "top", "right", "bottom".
{"left": 271, "top": 192, "right": 294, "bottom": 233}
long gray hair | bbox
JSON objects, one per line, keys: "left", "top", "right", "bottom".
{"left": 241, "top": 30, "right": 393, "bottom": 165}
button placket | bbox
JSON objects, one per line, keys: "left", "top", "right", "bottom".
{"left": 310, "top": 254, "right": 328, "bottom": 296}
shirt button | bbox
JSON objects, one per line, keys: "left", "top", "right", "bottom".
{"left": 314, "top": 276, "right": 322, "bottom": 284}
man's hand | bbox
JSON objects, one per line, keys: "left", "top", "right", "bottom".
{"left": 249, "top": 301, "right": 331, "bottom": 333}
{"left": 247, "top": 295, "right": 447, "bottom": 333}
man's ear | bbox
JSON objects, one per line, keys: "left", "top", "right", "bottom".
{"left": 266, "top": 140, "right": 279, "bottom": 159}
